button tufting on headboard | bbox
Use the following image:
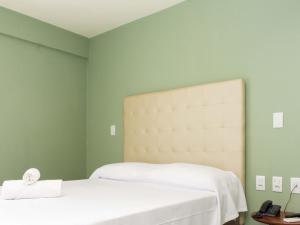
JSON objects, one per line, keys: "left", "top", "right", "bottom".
{"left": 124, "top": 79, "right": 245, "bottom": 185}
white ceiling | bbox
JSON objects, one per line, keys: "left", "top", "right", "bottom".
{"left": 0, "top": 0, "right": 185, "bottom": 38}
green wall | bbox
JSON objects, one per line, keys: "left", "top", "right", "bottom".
{"left": 0, "top": 7, "right": 89, "bottom": 58}
{"left": 0, "top": 9, "right": 88, "bottom": 182}
{"left": 87, "top": 0, "right": 300, "bottom": 224}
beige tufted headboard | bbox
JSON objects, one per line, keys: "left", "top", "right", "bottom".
{"left": 124, "top": 79, "right": 245, "bottom": 185}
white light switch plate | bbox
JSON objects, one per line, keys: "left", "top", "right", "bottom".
{"left": 290, "top": 178, "right": 300, "bottom": 194}
{"left": 273, "top": 112, "right": 283, "bottom": 128}
{"left": 110, "top": 125, "right": 116, "bottom": 136}
{"left": 256, "top": 175, "right": 266, "bottom": 191}
{"left": 272, "top": 176, "right": 282, "bottom": 192}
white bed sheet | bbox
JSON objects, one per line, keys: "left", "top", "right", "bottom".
{"left": 0, "top": 179, "right": 219, "bottom": 225}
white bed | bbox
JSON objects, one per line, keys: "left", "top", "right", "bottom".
{"left": 0, "top": 162, "right": 247, "bottom": 225}
{"left": 0, "top": 179, "right": 219, "bottom": 225}
{"left": 0, "top": 79, "right": 246, "bottom": 225}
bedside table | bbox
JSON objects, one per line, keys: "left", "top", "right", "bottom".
{"left": 252, "top": 212, "right": 300, "bottom": 225}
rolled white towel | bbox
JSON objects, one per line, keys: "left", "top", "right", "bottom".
{"left": 1, "top": 180, "right": 62, "bottom": 200}
{"left": 23, "top": 168, "right": 41, "bottom": 185}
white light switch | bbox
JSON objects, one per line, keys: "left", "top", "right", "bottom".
{"left": 273, "top": 112, "right": 283, "bottom": 128}
{"left": 290, "top": 178, "right": 300, "bottom": 194}
{"left": 110, "top": 125, "right": 116, "bottom": 136}
{"left": 272, "top": 176, "right": 282, "bottom": 192}
{"left": 256, "top": 175, "right": 266, "bottom": 191}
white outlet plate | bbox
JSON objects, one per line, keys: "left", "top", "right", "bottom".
{"left": 272, "top": 176, "right": 282, "bottom": 192}
{"left": 273, "top": 112, "right": 284, "bottom": 128}
{"left": 290, "top": 178, "right": 300, "bottom": 194}
{"left": 256, "top": 175, "right": 266, "bottom": 191}
{"left": 110, "top": 125, "right": 116, "bottom": 136}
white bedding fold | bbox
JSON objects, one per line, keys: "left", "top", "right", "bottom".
{"left": 142, "top": 163, "right": 247, "bottom": 225}
{"left": 1, "top": 180, "right": 62, "bottom": 200}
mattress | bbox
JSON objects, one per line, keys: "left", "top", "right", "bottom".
{"left": 0, "top": 179, "right": 218, "bottom": 225}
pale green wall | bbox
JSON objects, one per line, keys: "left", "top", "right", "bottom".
{"left": 0, "top": 7, "right": 89, "bottom": 58}
{"left": 87, "top": 0, "right": 300, "bottom": 224}
{"left": 0, "top": 9, "right": 87, "bottom": 182}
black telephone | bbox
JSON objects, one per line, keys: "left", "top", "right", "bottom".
{"left": 255, "top": 200, "right": 281, "bottom": 217}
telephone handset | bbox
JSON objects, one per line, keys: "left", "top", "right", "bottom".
{"left": 259, "top": 200, "right": 273, "bottom": 213}
{"left": 254, "top": 200, "right": 281, "bottom": 218}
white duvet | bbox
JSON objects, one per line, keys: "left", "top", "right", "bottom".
{"left": 0, "top": 163, "right": 247, "bottom": 225}
{"left": 91, "top": 163, "right": 248, "bottom": 225}
{"left": 0, "top": 179, "right": 218, "bottom": 225}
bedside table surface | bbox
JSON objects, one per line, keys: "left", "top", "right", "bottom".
{"left": 252, "top": 212, "right": 300, "bottom": 225}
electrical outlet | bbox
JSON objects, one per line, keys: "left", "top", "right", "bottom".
{"left": 290, "top": 178, "right": 300, "bottom": 194}
{"left": 272, "top": 176, "right": 282, "bottom": 192}
{"left": 256, "top": 175, "right": 266, "bottom": 191}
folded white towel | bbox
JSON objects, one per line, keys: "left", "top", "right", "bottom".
{"left": 1, "top": 180, "right": 62, "bottom": 200}
{"left": 23, "top": 168, "right": 41, "bottom": 185}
